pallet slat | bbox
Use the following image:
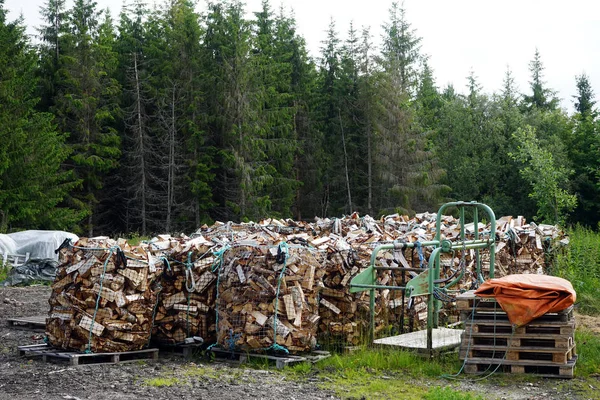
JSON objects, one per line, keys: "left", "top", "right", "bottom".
{"left": 209, "top": 348, "right": 330, "bottom": 369}
{"left": 464, "top": 356, "right": 577, "bottom": 378}
{"left": 18, "top": 343, "right": 159, "bottom": 366}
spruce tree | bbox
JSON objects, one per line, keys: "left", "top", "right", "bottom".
{"left": 53, "top": 0, "right": 122, "bottom": 235}
{"left": 522, "top": 49, "right": 559, "bottom": 111}
{"left": 0, "top": 1, "right": 80, "bottom": 231}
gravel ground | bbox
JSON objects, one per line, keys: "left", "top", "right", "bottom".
{"left": 0, "top": 286, "right": 596, "bottom": 400}
{"left": 0, "top": 286, "right": 334, "bottom": 400}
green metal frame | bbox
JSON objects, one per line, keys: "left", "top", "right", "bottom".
{"left": 349, "top": 201, "right": 497, "bottom": 353}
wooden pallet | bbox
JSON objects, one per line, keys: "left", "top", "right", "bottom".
{"left": 6, "top": 316, "right": 47, "bottom": 331}
{"left": 461, "top": 333, "right": 574, "bottom": 349}
{"left": 158, "top": 342, "right": 204, "bottom": 358}
{"left": 209, "top": 348, "right": 330, "bottom": 369}
{"left": 460, "top": 343, "right": 576, "bottom": 364}
{"left": 463, "top": 320, "right": 576, "bottom": 337}
{"left": 463, "top": 355, "right": 577, "bottom": 378}
{"left": 18, "top": 343, "right": 159, "bottom": 366}
{"left": 460, "top": 309, "right": 574, "bottom": 324}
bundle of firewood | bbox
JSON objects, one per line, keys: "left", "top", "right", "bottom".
{"left": 46, "top": 238, "right": 163, "bottom": 353}
{"left": 212, "top": 244, "right": 322, "bottom": 354}
{"left": 149, "top": 235, "right": 217, "bottom": 344}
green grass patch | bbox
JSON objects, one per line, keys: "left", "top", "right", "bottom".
{"left": 0, "top": 262, "right": 10, "bottom": 282}
{"left": 284, "top": 347, "right": 474, "bottom": 399}
{"left": 324, "top": 370, "right": 428, "bottom": 399}
{"left": 554, "top": 225, "right": 600, "bottom": 314}
{"left": 311, "top": 347, "right": 461, "bottom": 378}
{"left": 575, "top": 329, "right": 600, "bottom": 376}
{"left": 424, "top": 386, "right": 484, "bottom": 400}
{"left": 144, "top": 377, "right": 181, "bottom": 387}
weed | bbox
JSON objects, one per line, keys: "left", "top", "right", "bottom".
{"left": 144, "top": 377, "right": 181, "bottom": 387}
{"left": 575, "top": 329, "right": 600, "bottom": 376}
{"left": 0, "top": 262, "right": 10, "bottom": 282}
{"left": 314, "top": 347, "right": 460, "bottom": 378}
{"left": 554, "top": 225, "right": 600, "bottom": 314}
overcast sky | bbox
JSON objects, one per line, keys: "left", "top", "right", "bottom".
{"left": 5, "top": 0, "right": 600, "bottom": 112}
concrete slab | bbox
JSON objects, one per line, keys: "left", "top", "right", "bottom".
{"left": 373, "top": 327, "right": 463, "bottom": 352}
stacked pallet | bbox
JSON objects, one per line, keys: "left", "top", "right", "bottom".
{"left": 457, "top": 291, "right": 577, "bottom": 378}
{"left": 213, "top": 244, "right": 322, "bottom": 354}
{"left": 46, "top": 238, "right": 163, "bottom": 353}
{"left": 150, "top": 235, "right": 217, "bottom": 345}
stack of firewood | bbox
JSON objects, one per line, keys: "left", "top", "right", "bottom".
{"left": 150, "top": 235, "right": 217, "bottom": 344}
{"left": 45, "top": 212, "right": 566, "bottom": 353}
{"left": 212, "top": 244, "right": 322, "bottom": 354}
{"left": 46, "top": 238, "right": 163, "bottom": 353}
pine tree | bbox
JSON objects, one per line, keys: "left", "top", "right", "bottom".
{"left": 522, "top": 48, "right": 558, "bottom": 111}
{"left": 415, "top": 60, "right": 442, "bottom": 132}
{"left": 250, "top": 0, "right": 300, "bottom": 218}
{"left": 566, "top": 73, "right": 600, "bottom": 226}
{"left": 375, "top": 4, "right": 444, "bottom": 214}
{"left": 53, "top": 0, "right": 122, "bottom": 235}
{"left": 203, "top": 0, "right": 269, "bottom": 221}
{"left": 36, "top": 0, "right": 68, "bottom": 110}
{"left": 380, "top": 1, "right": 421, "bottom": 95}
{"left": 115, "top": 0, "right": 162, "bottom": 235}
{"left": 573, "top": 73, "right": 597, "bottom": 118}
{"left": 0, "top": 1, "right": 80, "bottom": 231}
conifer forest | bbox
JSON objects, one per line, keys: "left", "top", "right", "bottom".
{"left": 1, "top": 0, "right": 599, "bottom": 236}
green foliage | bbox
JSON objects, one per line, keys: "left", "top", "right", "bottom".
{"left": 510, "top": 126, "right": 577, "bottom": 225}
{"left": 0, "top": 262, "right": 9, "bottom": 282}
{"left": 312, "top": 347, "right": 459, "bottom": 377}
{"left": 555, "top": 225, "right": 600, "bottom": 314}
{"left": 2, "top": 0, "right": 600, "bottom": 234}
{"left": 424, "top": 386, "right": 484, "bottom": 400}
{"left": 0, "top": 2, "right": 81, "bottom": 232}
{"left": 574, "top": 329, "right": 600, "bottom": 376}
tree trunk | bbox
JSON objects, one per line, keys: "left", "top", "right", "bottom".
{"left": 338, "top": 109, "right": 352, "bottom": 214}
{"left": 134, "top": 53, "right": 147, "bottom": 236}
{"left": 166, "top": 86, "right": 176, "bottom": 233}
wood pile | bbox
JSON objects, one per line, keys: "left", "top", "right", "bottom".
{"left": 211, "top": 244, "right": 322, "bottom": 354}
{"left": 193, "top": 212, "right": 566, "bottom": 347}
{"left": 44, "top": 211, "right": 566, "bottom": 354}
{"left": 149, "top": 235, "right": 217, "bottom": 345}
{"left": 46, "top": 238, "right": 163, "bottom": 353}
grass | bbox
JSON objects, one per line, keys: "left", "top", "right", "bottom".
{"left": 0, "top": 262, "right": 10, "bottom": 282}
{"left": 310, "top": 347, "right": 461, "bottom": 378}
{"left": 424, "top": 387, "right": 484, "bottom": 400}
{"left": 574, "top": 329, "right": 600, "bottom": 376}
{"left": 144, "top": 377, "right": 181, "bottom": 387}
{"left": 284, "top": 347, "right": 474, "bottom": 399}
{"left": 554, "top": 225, "right": 600, "bottom": 314}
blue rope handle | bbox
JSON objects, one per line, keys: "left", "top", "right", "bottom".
{"left": 86, "top": 245, "right": 120, "bottom": 353}
{"left": 268, "top": 242, "right": 290, "bottom": 354}
{"left": 210, "top": 245, "right": 231, "bottom": 349}
{"left": 415, "top": 241, "right": 425, "bottom": 269}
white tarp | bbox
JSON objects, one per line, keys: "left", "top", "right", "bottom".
{"left": 7, "top": 230, "right": 79, "bottom": 261}
{"left": 0, "top": 234, "right": 18, "bottom": 255}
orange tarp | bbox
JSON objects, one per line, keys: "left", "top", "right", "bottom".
{"left": 473, "top": 274, "right": 576, "bottom": 327}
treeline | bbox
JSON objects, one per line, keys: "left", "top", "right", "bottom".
{"left": 1, "top": 0, "right": 599, "bottom": 236}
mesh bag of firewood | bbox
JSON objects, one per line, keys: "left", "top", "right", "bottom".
{"left": 151, "top": 236, "right": 218, "bottom": 345}
{"left": 46, "top": 238, "right": 163, "bottom": 353}
{"left": 212, "top": 242, "right": 323, "bottom": 354}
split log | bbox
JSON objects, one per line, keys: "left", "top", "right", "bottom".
{"left": 46, "top": 238, "right": 163, "bottom": 353}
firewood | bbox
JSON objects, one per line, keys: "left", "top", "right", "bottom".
{"left": 47, "top": 238, "right": 163, "bottom": 353}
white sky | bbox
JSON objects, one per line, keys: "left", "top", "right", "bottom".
{"left": 5, "top": 0, "right": 600, "bottom": 112}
